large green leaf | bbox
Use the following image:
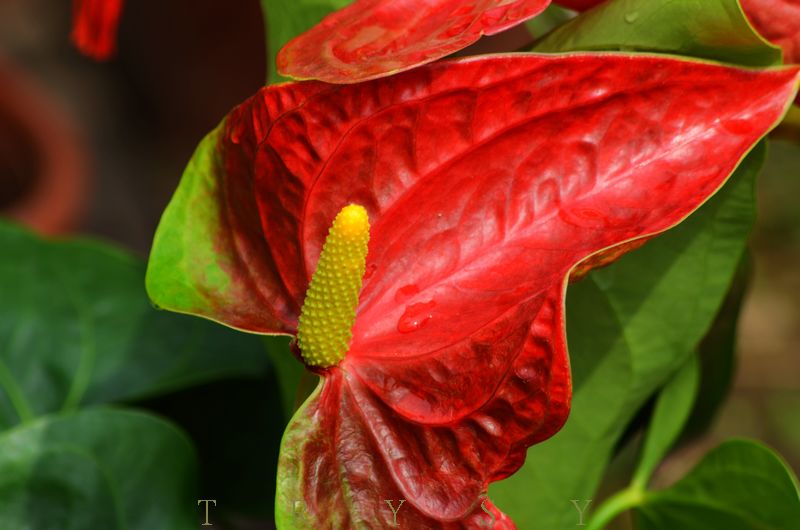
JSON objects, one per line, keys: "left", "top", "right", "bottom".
{"left": 534, "top": 0, "right": 782, "bottom": 67}
{"left": 0, "top": 408, "right": 198, "bottom": 530}
{"left": 260, "top": 0, "right": 351, "bottom": 83}
{"left": 635, "top": 439, "right": 800, "bottom": 529}
{"left": 490, "top": 143, "right": 763, "bottom": 528}
{"left": 0, "top": 222, "right": 268, "bottom": 429}
{"left": 632, "top": 354, "right": 700, "bottom": 489}
{"left": 685, "top": 256, "right": 749, "bottom": 439}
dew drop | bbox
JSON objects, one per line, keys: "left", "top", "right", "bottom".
{"left": 624, "top": 11, "right": 639, "bottom": 23}
{"left": 394, "top": 284, "right": 420, "bottom": 303}
{"left": 397, "top": 300, "right": 436, "bottom": 333}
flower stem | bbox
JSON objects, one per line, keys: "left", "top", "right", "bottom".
{"left": 585, "top": 486, "right": 645, "bottom": 530}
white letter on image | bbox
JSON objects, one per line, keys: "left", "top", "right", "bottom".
{"left": 570, "top": 499, "right": 592, "bottom": 526}
{"left": 480, "top": 500, "right": 496, "bottom": 528}
{"left": 385, "top": 499, "right": 406, "bottom": 526}
{"left": 197, "top": 499, "right": 217, "bottom": 526}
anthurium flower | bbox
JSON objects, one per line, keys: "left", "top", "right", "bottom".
{"left": 146, "top": 54, "right": 800, "bottom": 527}
{"left": 71, "top": 0, "right": 124, "bottom": 60}
{"left": 277, "top": 0, "right": 550, "bottom": 83}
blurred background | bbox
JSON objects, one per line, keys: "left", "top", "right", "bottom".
{"left": 0, "top": 0, "right": 265, "bottom": 251}
{"left": 1, "top": 1, "right": 798, "bottom": 528}
{"left": 1, "top": 1, "right": 280, "bottom": 528}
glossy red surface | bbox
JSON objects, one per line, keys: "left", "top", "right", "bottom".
{"left": 277, "top": 0, "right": 550, "bottom": 83}
{"left": 193, "top": 55, "right": 799, "bottom": 527}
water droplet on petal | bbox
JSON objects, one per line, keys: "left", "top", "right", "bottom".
{"left": 397, "top": 300, "right": 436, "bottom": 333}
{"left": 624, "top": 11, "right": 639, "bottom": 23}
{"left": 394, "top": 284, "right": 420, "bottom": 303}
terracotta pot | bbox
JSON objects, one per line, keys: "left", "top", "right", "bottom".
{"left": 0, "top": 54, "right": 88, "bottom": 235}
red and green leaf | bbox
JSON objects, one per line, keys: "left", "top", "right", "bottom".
{"left": 555, "top": 0, "right": 800, "bottom": 66}
{"left": 70, "top": 0, "right": 124, "bottom": 61}
{"left": 541, "top": 0, "right": 782, "bottom": 69}
{"left": 740, "top": 0, "right": 800, "bottom": 64}
{"left": 147, "top": 55, "right": 799, "bottom": 527}
{"left": 276, "top": 0, "right": 550, "bottom": 83}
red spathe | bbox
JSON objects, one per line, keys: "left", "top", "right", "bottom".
{"left": 149, "top": 54, "right": 800, "bottom": 527}
{"left": 277, "top": 0, "right": 550, "bottom": 83}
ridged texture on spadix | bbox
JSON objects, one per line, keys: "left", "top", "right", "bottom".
{"left": 297, "top": 205, "right": 370, "bottom": 368}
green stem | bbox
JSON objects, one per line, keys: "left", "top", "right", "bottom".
{"left": 0, "top": 358, "right": 34, "bottom": 423}
{"left": 585, "top": 486, "right": 645, "bottom": 530}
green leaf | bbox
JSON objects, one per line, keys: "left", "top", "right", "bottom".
{"left": 490, "top": 143, "right": 763, "bottom": 528}
{"left": 261, "top": 0, "right": 351, "bottom": 83}
{"left": 685, "top": 256, "right": 749, "bottom": 439}
{"left": 632, "top": 354, "right": 700, "bottom": 489}
{"left": 0, "top": 221, "right": 268, "bottom": 429}
{"left": 635, "top": 439, "right": 800, "bottom": 529}
{"left": 534, "top": 0, "right": 782, "bottom": 67}
{"left": 0, "top": 408, "right": 198, "bottom": 530}
{"left": 525, "top": 4, "right": 575, "bottom": 38}
{"left": 144, "top": 128, "right": 241, "bottom": 329}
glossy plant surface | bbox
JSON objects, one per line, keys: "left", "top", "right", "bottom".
{"left": 146, "top": 53, "right": 800, "bottom": 527}
{"left": 276, "top": 0, "right": 550, "bottom": 82}
{"left": 556, "top": 0, "right": 800, "bottom": 66}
